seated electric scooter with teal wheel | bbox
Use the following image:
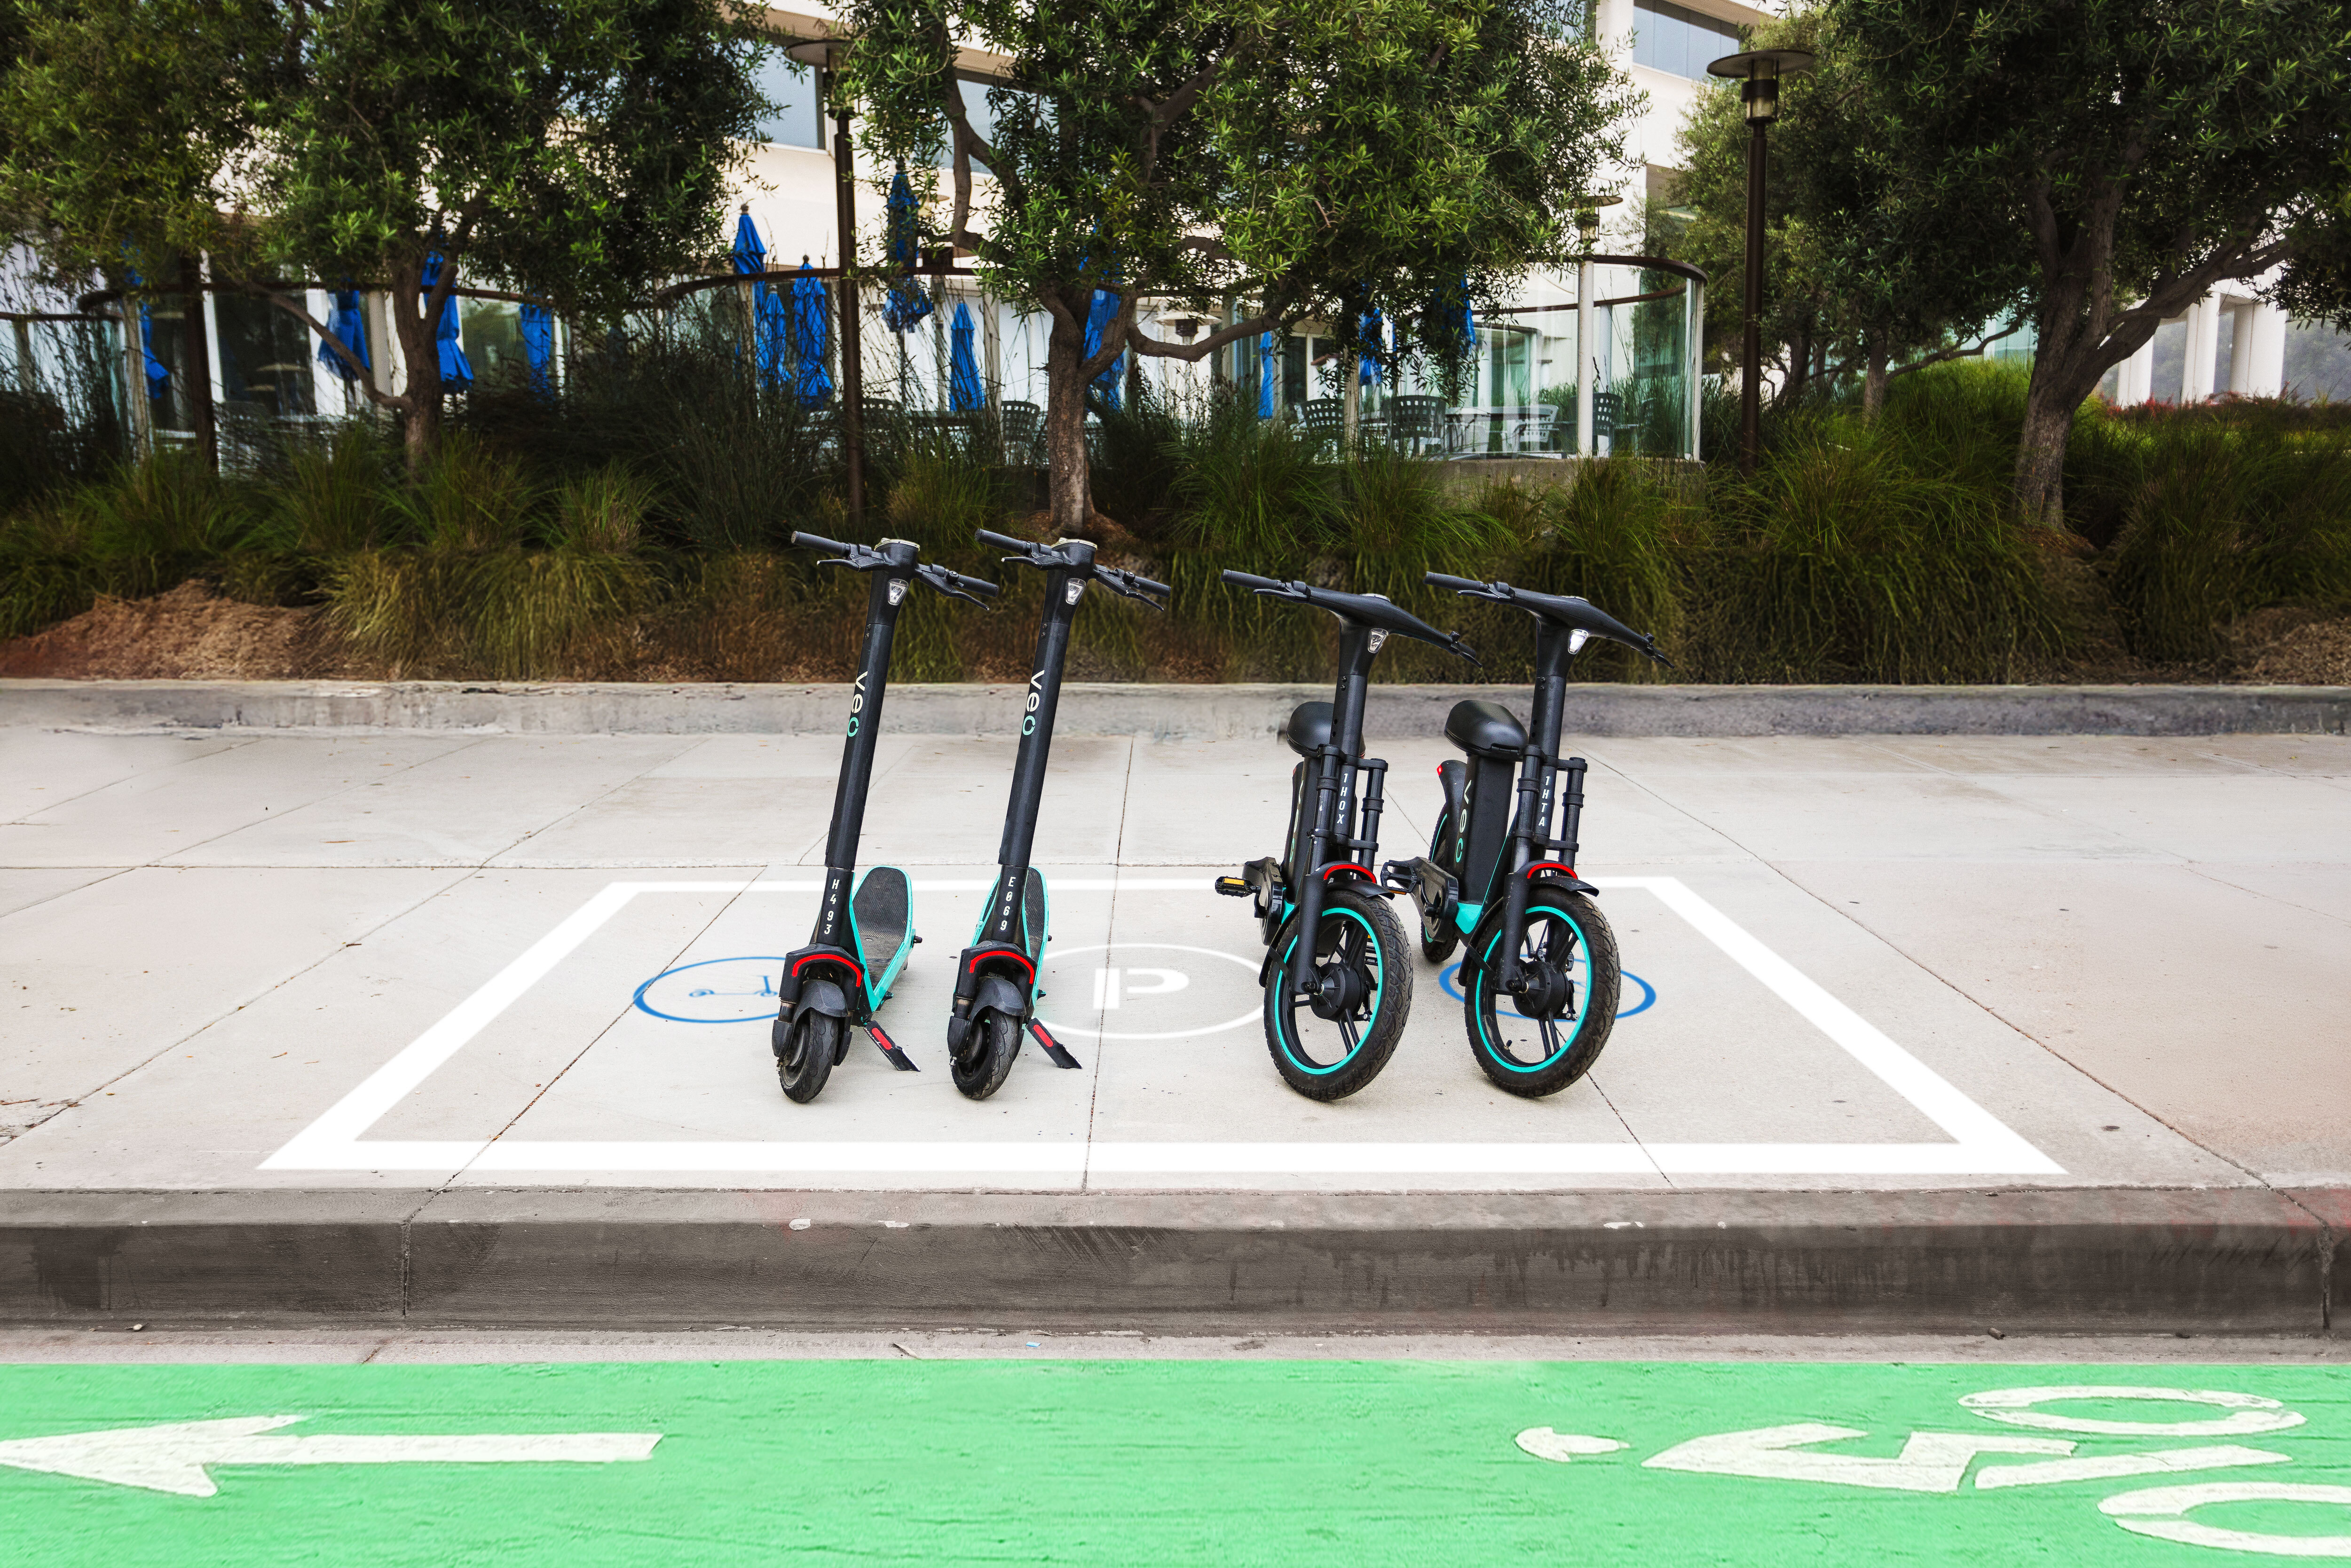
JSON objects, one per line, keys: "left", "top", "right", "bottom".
{"left": 1213, "top": 572, "right": 1480, "bottom": 1100}
{"left": 1384, "top": 573, "right": 1668, "bottom": 1098}
{"left": 946, "top": 530, "right": 1169, "bottom": 1101}
{"left": 770, "top": 532, "right": 999, "bottom": 1103}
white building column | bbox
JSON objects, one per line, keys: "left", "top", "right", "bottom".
{"left": 2243, "top": 302, "right": 2288, "bottom": 398}
{"left": 2226, "top": 301, "right": 2256, "bottom": 395}
{"left": 2181, "top": 292, "right": 2220, "bottom": 402}
{"left": 2115, "top": 335, "right": 2155, "bottom": 406}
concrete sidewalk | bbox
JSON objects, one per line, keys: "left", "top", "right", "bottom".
{"left": 2, "top": 707, "right": 2346, "bottom": 1330}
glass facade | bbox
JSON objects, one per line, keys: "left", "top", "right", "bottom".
{"left": 1632, "top": 0, "right": 1742, "bottom": 79}
{"left": 752, "top": 55, "right": 823, "bottom": 149}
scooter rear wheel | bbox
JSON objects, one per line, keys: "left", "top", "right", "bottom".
{"left": 1420, "top": 810, "right": 1461, "bottom": 965}
{"left": 1263, "top": 887, "right": 1411, "bottom": 1102}
{"left": 951, "top": 1008, "right": 1023, "bottom": 1101}
{"left": 776, "top": 1010, "right": 841, "bottom": 1103}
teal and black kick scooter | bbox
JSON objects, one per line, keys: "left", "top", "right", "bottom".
{"left": 1385, "top": 574, "right": 1667, "bottom": 1098}
{"left": 770, "top": 532, "right": 999, "bottom": 1103}
{"left": 946, "top": 530, "right": 1169, "bottom": 1100}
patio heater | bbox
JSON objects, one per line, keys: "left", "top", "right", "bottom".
{"left": 1706, "top": 47, "right": 1814, "bottom": 477}
{"left": 1574, "top": 195, "right": 1620, "bottom": 462}
{"left": 788, "top": 38, "right": 865, "bottom": 530}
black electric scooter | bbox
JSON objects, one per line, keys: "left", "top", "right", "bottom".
{"left": 946, "top": 530, "right": 1169, "bottom": 1100}
{"left": 1385, "top": 573, "right": 1669, "bottom": 1097}
{"left": 1213, "top": 573, "right": 1480, "bottom": 1100}
{"left": 770, "top": 532, "right": 999, "bottom": 1103}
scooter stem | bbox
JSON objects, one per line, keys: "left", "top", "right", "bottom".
{"left": 816, "top": 559, "right": 909, "bottom": 946}
{"left": 994, "top": 565, "right": 1080, "bottom": 881}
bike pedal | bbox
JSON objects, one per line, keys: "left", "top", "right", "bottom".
{"left": 1214, "top": 875, "right": 1250, "bottom": 898}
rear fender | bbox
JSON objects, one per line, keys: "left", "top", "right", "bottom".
{"left": 1434, "top": 760, "right": 1467, "bottom": 859}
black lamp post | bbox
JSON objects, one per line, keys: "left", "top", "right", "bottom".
{"left": 788, "top": 38, "right": 865, "bottom": 530}
{"left": 1705, "top": 47, "right": 1813, "bottom": 477}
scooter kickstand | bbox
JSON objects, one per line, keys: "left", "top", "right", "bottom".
{"left": 867, "top": 1022, "right": 920, "bottom": 1072}
{"left": 1027, "top": 1019, "right": 1082, "bottom": 1070}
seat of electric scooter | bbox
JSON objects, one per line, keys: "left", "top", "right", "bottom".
{"left": 1444, "top": 699, "right": 1526, "bottom": 759}
{"left": 1281, "top": 701, "right": 1334, "bottom": 759}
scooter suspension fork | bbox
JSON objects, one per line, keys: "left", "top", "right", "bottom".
{"left": 1285, "top": 747, "right": 1348, "bottom": 1000}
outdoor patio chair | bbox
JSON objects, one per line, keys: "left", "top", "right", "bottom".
{"left": 999, "top": 400, "right": 1043, "bottom": 465}
{"left": 1301, "top": 398, "right": 1344, "bottom": 443}
{"left": 1593, "top": 389, "right": 1620, "bottom": 450}
{"left": 1388, "top": 394, "right": 1447, "bottom": 456}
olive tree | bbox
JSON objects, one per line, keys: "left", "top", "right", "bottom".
{"left": 0, "top": 0, "right": 767, "bottom": 465}
{"left": 837, "top": 0, "right": 1634, "bottom": 538}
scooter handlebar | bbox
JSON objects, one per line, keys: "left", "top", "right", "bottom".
{"left": 975, "top": 528, "right": 1034, "bottom": 552}
{"left": 1220, "top": 569, "right": 1289, "bottom": 592}
{"left": 790, "top": 531, "right": 850, "bottom": 556}
{"left": 1099, "top": 566, "right": 1169, "bottom": 608}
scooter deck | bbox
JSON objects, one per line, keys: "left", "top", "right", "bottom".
{"left": 850, "top": 866, "right": 920, "bottom": 1070}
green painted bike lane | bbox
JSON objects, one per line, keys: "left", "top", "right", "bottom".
{"left": 2, "top": 1361, "right": 2347, "bottom": 1565}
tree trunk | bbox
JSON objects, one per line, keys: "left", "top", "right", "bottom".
{"left": 1042, "top": 303, "right": 1094, "bottom": 539}
{"left": 1862, "top": 337, "right": 1889, "bottom": 420}
{"left": 390, "top": 277, "right": 443, "bottom": 471}
{"left": 2012, "top": 375, "right": 2079, "bottom": 529}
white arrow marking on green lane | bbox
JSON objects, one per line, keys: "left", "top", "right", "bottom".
{"left": 1976, "top": 1445, "right": 2296, "bottom": 1490}
{"left": 0, "top": 1416, "right": 662, "bottom": 1498}
{"left": 1515, "top": 1429, "right": 1631, "bottom": 1463}
{"left": 1644, "top": 1425, "right": 2072, "bottom": 1492}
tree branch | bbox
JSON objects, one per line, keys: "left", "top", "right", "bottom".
{"left": 1130, "top": 312, "right": 1287, "bottom": 363}
{"left": 259, "top": 288, "right": 408, "bottom": 412}
{"left": 1886, "top": 321, "right": 2024, "bottom": 381}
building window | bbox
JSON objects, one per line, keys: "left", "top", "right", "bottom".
{"left": 1632, "top": 0, "right": 1743, "bottom": 80}
{"left": 213, "top": 292, "right": 316, "bottom": 418}
{"left": 752, "top": 54, "right": 823, "bottom": 149}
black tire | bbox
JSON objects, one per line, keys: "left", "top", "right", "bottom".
{"left": 951, "top": 1008, "right": 1023, "bottom": 1101}
{"left": 1461, "top": 892, "right": 1620, "bottom": 1098}
{"left": 1263, "top": 887, "right": 1412, "bottom": 1102}
{"left": 1420, "top": 809, "right": 1461, "bottom": 965}
{"left": 776, "top": 1010, "right": 841, "bottom": 1103}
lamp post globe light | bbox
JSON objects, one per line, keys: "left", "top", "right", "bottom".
{"left": 1706, "top": 47, "right": 1814, "bottom": 477}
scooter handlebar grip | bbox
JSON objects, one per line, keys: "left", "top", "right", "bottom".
{"left": 950, "top": 570, "right": 1002, "bottom": 599}
{"left": 1424, "top": 571, "right": 1488, "bottom": 591}
{"left": 975, "top": 528, "right": 1034, "bottom": 552}
{"left": 1221, "top": 570, "right": 1285, "bottom": 591}
{"left": 1129, "top": 573, "right": 1172, "bottom": 595}
{"left": 790, "top": 531, "right": 847, "bottom": 553}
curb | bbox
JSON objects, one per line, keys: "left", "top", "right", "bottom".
{"left": 3, "top": 1188, "right": 2339, "bottom": 1334}
{"left": 5, "top": 678, "right": 2351, "bottom": 738}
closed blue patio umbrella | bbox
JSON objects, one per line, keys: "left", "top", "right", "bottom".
{"left": 316, "top": 287, "right": 372, "bottom": 383}
{"left": 1083, "top": 288, "right": 1123, "bottom": 410}
{"left": 1358, "top": 305, "right": 1384, "bottom": 388}
{"left": 948, "top": 301, "right": 983, "bottom": 412}
{"left": 882, "top": 171, "right": 933, "bottom": 333}
{"left": 124, "top": 267, "right": 170, "bottom": 400}
{"left": 520, "top": 303, "right": 554, "bottom": 394}
{"left": 1256, "top": 331, "right": 1276, "bottom": 418}
{"left": 790, "top": 261, "right": 834, "bottom": 406}
{"left": 421, "top": 246, "right": 472, "bottom": 389}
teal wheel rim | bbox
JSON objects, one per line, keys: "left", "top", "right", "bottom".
{"left": 1273, "top": 906, "right": 1386, "bottom": 1076}
{"left": 1471, "top": 905, "right": 1594, "bottom": 1073}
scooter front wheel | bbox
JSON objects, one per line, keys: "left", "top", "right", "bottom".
{"left": 951, "top": 1008, "right": 1023, "bottom": 1101}
{"left": 1263, "top": 888, "right": 1412, "bottom": 1102}
{"left": 776, "top": 1010, "right": 842, "bottom": 1103}
{"left": 1461, "top": 892, "right": 1619, "bottom": 1098}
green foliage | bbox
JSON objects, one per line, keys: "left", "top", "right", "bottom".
{"left": 1486, "top": 460, "right": 1685, "bottom": 682}
{"left": 258, "top": 426, "right": 402, "bottom": 556}
{"left": 1688, "top": 410, "right": 2075, "bottom": 683}
{"left": 1087, "top": 384, "right": 1188, "bottom": 539}
{"left": 838, "top": 0, "right": 1635, "bottom": 533}
{"left": 1170, "top": 395, "right": 1338, "bottom": 557}
{"left": 1, "top": 0, "right": 769, "bottom": 461}
{"left": 1822, "top": 0, "right": 2351, "bottom": 521}
{"left": 2102, "top": 423, "right": 2351, "bottom": 663}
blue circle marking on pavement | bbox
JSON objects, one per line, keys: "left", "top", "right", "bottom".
{"left": 1438, "top": 962, "right": 1654, "bottom": 1018}
{"left": 633, "top": 957, "right": 789, "bottom": 1024}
